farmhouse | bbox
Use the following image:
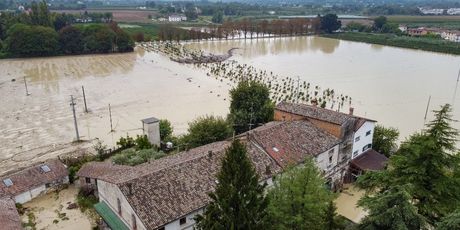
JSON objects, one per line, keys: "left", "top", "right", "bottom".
{"left": 168, "top": 14, "right": 187, "bottom": 22}
{"left": 0, "top": 159, "right": 69, "bottom": 204}
{"left": 77, "top": 103, "right": 387, "bottom": 230}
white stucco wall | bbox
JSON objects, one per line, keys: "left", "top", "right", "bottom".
{"left": 315, "top": 144, "right": 340, "bottom": 174}
{"left": 143, "top": 121, "right": 161, "bottom": 147}
{"left": 98, "top": 180, "right": 147, "bottom": 230}
{"left": 163, "top": 209, "right": 203, "bottom": 230}
{"left": 351, "top": 121, "right": 375, "bottom": 159}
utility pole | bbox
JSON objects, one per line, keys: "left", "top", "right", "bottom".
{"left": 70, "top": 95, "right": 80, "bottom": 141}
{"left": 452, "top": 67, "right": 460, "bottom": 106}
{"left": 82, "top": 86, "right": 88, "bottom": 113}
{"left": 424, "top": 95, "right": 431, "bottom": 126}
{"left": 109, "top": 104, "right": 114, "bottom": 132}
{"left": 24, "top": 76, "right": 30, "bottom": 96}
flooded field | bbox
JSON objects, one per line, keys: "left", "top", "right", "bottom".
{"left": 1, "top": 36, "right": 459, "bottom": 173}
{"left": 188, "top": 36, "right": 460, "bottom": 141}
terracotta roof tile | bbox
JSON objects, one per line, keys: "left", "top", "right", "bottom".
{"left": 0, "top": 197, "right": 22, "bottom": 230}
{"left": 250, "top": 121, "right": 340, "bottom": 167}
{"left": 78, "top": 140, "right": 281, "bottom": 229}
{"left": 0, "top": 159, "right": 68, "bottom": 198}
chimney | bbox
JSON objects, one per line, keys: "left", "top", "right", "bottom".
{"left": 311, "top": 99, "right": 318, "bottom": 107}
{"left": 349, "top": 107, "right": 354, "bottom": 115}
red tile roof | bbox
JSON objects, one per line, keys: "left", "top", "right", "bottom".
{"left": 250, "top": 121, "right": 341, "bottom": 168}
{"left": 351, "top": 149, "right": 388, "bottom": 171}
{"left": 0, "top": 198, "right": 22, "bottom": 230}
{"left": 78, "top": 139, "right": 281, "bottom": 229}
{"left": 276, "top": 102, "right": 376, "bottom": 125}
{"left": 0, "top": 159, "right": 68, "bottom": 198}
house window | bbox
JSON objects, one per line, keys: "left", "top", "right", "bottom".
{"left": 117, "top": 198, "right": 122, "bottom": 216}
{"left": 366, "top": 130, "right": 372, "bottom": 136}
{"left": 353, "top": 150, "right": 359, "bottom": 158}
{"left": 158, "top": 227, "right": 165, "bottom": 230}
{"left": 329, "top": 156, "right": 333, "bottom": 164}
{"left": 363, "top": 144, "right": 372, "bottom": 152}
{"left": 180, "top": 217, "right": 187, "bottom": 225}
{"left": 85, "top": 177, "right": 91, "bottom": 184}
{"left": 355, "top": 136, "right": 360, "bottom": 142}
{"left": 132, "top": 214, "right": 137, "bottom": 230}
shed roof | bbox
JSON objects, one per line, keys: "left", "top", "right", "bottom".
{"left": 0, "top": 159, "right": 68, "bottom": 198}
{"left": 141, "top": 117, "right": 159, "bottom": 124}
{"left": 351, "top": 149, "right": 388, "bottom": 171}
{"left": 0, "top": 197, "right": 22, "bottom": 230}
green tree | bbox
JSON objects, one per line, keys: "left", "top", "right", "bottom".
{"left": 5, "top": 23, "right": 58, "bottom": 57}
{"left": 267, "top": 158, "right": 334, "bottom": 230}
{"left": 373, "top": 16, "right": 387, "bottom": 32}
{"left": 357, "top": 104, "right": 460, "bottom": 225}
{"left": 437, "top": 209, "right": 460, "bottom": 230}
{"left": 358, "top": 185, "right": 427, "bottom": 230}
{"left": 320, "top": 14, "right": 341, "bottom": 33}
{"left": 38, "top": 0, "right": 51, "bottom": 27}
{"left": 159, "top": 119, "right": 173, "bottom": 141}
{"left": 228, "top": 80, "right": 274, "bottom": 134}
{"left": 212, "top": 11, "right": 224, "bottom": 24}
{"left": 115, "top": 30, "right": 134, "bottom": 52}
{"left": 59, "top": 26, "right": 84, "bottom": 54}
{"left": 324, "top": 201, "right": 345, "bottom": 230}
{"left": 372, "top": 125, "right": 399, "bottom": 157}
{"left": 195, "top": 140, "right": 269, "bottom": 229}
{"left": 184, "top": 115, "right": 233, "bottom": 148}
{"left": 83, "top": 24, "right": 115, "bottom": 53}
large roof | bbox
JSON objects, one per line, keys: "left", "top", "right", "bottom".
{"left": 0, "top": 197, "right": 22, "bottom": 230}
{"left": 351, "top": 149, "right": 388, "bottom": 171}
{"left": 0, "top": 159, "right": 68, "bottom": 198}
{"left": 78, "top": 140, "right": 281, "bottom": 229}
{"left": 250, "top": 121, "right": 341, "bottom": 167}
{"left": 276, "top": 102, "right": 375, "bottom": 125}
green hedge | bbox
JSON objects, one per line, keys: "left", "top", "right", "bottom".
{"left": 322, "top": 32, "right": 460, "bottom": 55}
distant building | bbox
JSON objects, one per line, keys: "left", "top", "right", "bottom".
{"left": 447, "top": 8, "right": 460, "bottom": 15}
{"left": 168, "top": 14, "right": 187, "bottom": 22}
{"left": 398, "top": 25, "right": 408, "bottom": 33}
{"left": 441, "top": 30, "right": 460, "bottom": 42}
{"left": 0, "top": 159, "right": 69, "bottom": 204}
{"left": 419, "top": 7, "right": 444, "bottom": 15}
{"left": 407, "top": 27, "right": 428, "bottom": 36}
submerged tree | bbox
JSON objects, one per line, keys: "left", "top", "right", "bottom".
{"left": 228, "top": 80, "right": 274, "bottom": 134}
{"left": 267, "top": 158, "right": 334, "bottom": 230}
{"left": 195, "top": 140, "right": 269, "bottom": 229}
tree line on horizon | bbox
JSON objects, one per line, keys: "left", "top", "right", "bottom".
{"left": 156, "top": 14, "right": 342, "bottom": 42}
{"left": 0, "top": 0, "right": 134, "bottom": 58}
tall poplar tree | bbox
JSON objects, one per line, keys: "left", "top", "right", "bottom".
{"left": 195, "top": 140, "right": 269, "bottom": 230}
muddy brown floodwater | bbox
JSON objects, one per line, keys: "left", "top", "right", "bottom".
{"left": 0, "top": 48, "right": 232, "bottom": 174}
{"left": 187, "top": 36, "right": 460, "bottom": 142}
{"left": 1, "top": 36, "right": 459, "bottom": 174}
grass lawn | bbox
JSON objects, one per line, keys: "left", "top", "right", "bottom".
{"left": 387, "top": 15, "right": 460, "bottom": 30}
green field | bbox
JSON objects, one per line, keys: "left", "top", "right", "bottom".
{"left": 322, "top": 32, "right": 460, "bottom": 55}
{"left": 387, "top": 15, "right": 460, "bottom": 30}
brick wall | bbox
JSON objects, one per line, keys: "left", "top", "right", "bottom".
{"left": 274, "top": 109, "right": 343, "bottom": 138}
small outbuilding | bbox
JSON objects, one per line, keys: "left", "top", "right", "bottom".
{"left": 0, "top": 159, "right": 69, "bottom": 204}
